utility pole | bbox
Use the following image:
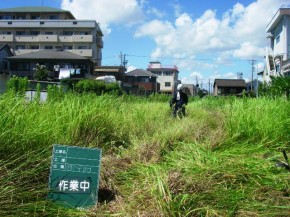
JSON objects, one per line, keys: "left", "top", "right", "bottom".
{"left": 250, "top": 59, "right": 256, "bottom": 91}
{"left": 119, "top": 51, "right": 128, "bottom": 69}
{"left": 208, "top": 79, "right": 211, "bottom": 94}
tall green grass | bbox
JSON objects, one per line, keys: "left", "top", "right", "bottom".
{"left": 0, "top": 93, "right": 289, "bottom": 216}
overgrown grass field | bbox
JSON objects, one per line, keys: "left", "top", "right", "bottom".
{"left": 0, "top": 92, "right": 289, "bottom": 216}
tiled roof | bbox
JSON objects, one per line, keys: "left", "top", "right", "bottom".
{"left": 6, "top": 50, "right": 90, "bottom": 61}
{"left": 126, "top": 69, "right": 157, "bottom": 77}
{"left": 214, "top": 79, "right": 246, "bottom": 87}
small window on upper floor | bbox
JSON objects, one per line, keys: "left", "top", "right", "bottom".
{"left": 16, "top": 31, "right": 26, "bottom": 35}
{"left": 0, "top": 15, "right": 12, "bottom": 20}
{"left": 165, "top": 82, "right": 171, "bottom": 87}
{"left": 45, "top": 32, "right": 53, "bottom": 35}
{"left": 49, "top": 15, "right": 59, "bottom": 20}
{"left": 275, "top": 64, "right": 280, "bottom": 73}
{"left": 31, "top": 15, "right": 40, "bottom": 20}
{"left": 78, "top": 45, "right": 87, "bottom": 49}
{"left": 15, "top": 45, "right": 25, "bottom": 49}
{"left": 164, "top": 71, "right": 173, "bottom": 76}
{"left": 30, "top": 31, "right": 40, "bottom": 35}
{"left": 16, "top": 16, "right": 26, "bottom": 19}
{"left": 30, "top": 45, "right": 39, "bottom": 49}
{"left": 63, "top": 45, "right": 73, "bottom": 50}
{"left": 45, "top": 46, "right": 53, "bottom": 49}
{"left": 63, "top": 31, "right": 73, "bottom": 36}
{"left": 276, "top": 35, "right": 280, "bottom": 44}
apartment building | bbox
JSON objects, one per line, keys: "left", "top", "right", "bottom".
{"left": 146, "top": 61, "right": 179, "bottom": 94}
{"left": 0, "top": 6, "right": 103, "bottom": 66}
{"left": 264, "top": 8, "right": 290, "bottom": 81}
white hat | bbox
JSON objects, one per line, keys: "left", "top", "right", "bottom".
{"left": 177, "top": 84, "right": 183, "bottom": 90}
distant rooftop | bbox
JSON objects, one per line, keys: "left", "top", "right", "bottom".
{"left": 6, "top": 49, "right": 91, "bottom": 61}
{"left": 0, "top": 6, "right": 75, "bottom": 19}
{"left": 126, "top": 69, "right": 157, "bottom": 77}
{"left": 214, "top": 79, "right": 246, "bottom": 87}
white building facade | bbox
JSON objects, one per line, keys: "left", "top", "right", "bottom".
{"left": 264, "top": 8, "right": 290, "bottom": 81}
{"left": 146, "top": 61, "right": 179, "bottom": 94}
{"left": 0, "top": 6, "right": 103, "bottom": 66}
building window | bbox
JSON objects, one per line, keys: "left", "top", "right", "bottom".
{"left": 31, "top": 15, "right": 40, "bottom": 20}
{"left": 11, "top": 62, "right": 30, "bottom": 71}
{"left": 141, "top": 78, "right": 149, "bottom": 83}
{"left": 2, "top": 31, "right": 11, "bottom": 35}
{"left": 0, "top": 15, "right": 12, "bottom": 19}
{"left": 276, "top": 35, "right": 280, "bottom": 44}
{"left": 164, "top": 71, "right": 173, "bottom": 76}
{"left": 15, "top": 45, "right": 25, "bottom": 49}
{"left": 45, "top": 46, "right": 53, "bottom": 49}
{"left": 16, "top": 16, "right": 26, "bottom": 19}
{"left": 16, "top": 31, "right": 26, "bottom": 35}
{"left": 165, "top": 82, "right": 171, "bottom": 87}
{"left": 275, "top": 64, "right": 280, "bottom": 73}
{"left": 78, "top": 45, "right": 87, "bottom": 49}
{"left": 30, "top": 31, "right": 39, "bottom": 35}
{"left": 63, "top": 45, "right": 73, "bottom": 50}
{"left": 63, "top": 31, "right": 73, "bottom": 36}
{"left": 30, "top": 45, "right": 39, "bottom": 49}
{"left": 45, "top": 31, "right": 53, "bottom": 35}
{"left": 49, "top": 15, "right": 59, "bottom": 20}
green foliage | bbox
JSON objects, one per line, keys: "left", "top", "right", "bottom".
{"left": 7, "top": 76, "right": 28, "bottom": 95}
{"left": 35, "top": 83, "right": 41, "bottom": 102}
{"left": 259, "top": 75, "right": 290, "bottom": 99}
{"left": 33, "top": 63, "right": 49, "bottom": 81}
{"left": 74, "top": 79, "right": 123, "bottom": 95}
{"left": 47, "top": 84, "right": 63, "bottom": 102}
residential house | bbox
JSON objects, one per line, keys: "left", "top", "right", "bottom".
{"left": 123, "top": 69, "right": 158, "bottom": 95}
{"left": 246, "top": 79, "right": 263, "bottom": 93}
{"left": 213, "top": 79, "right": 246, "bottom": 96}
{"left": 0, "top": 6, "right": 103, "bottom": 66}
{"left": 93, "top": 65, "right": 126, "bottom": 81}
{"left": 0, "top": 43, "right": 13, "bottom": 93}
{"left": 182, "top": 83, "right": 198, "bottom": 96}
{"left": 146, "top": 61, "right": 179, "bottom": 94}
{"left": 263, "top": 8, "right": 290, "bottom": 82}
{"left": 5, "top": 49, "right": 94, "bottom": 80}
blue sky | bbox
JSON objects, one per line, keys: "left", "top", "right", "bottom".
{"left": 2, "top": 0, "right": 290, "bottom": 87}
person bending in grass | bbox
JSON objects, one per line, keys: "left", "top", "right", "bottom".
{"left": 170, "top": 84, "right": 188, "bottom": 118}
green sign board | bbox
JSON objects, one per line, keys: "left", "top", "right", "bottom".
{"left": 48, "top": 144, "right": 102, "bottom": 208}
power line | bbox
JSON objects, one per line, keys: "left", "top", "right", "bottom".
{"left": 125, "top": 54, "right": 263, "bottom": 62}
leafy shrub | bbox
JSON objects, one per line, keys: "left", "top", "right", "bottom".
{"left": 259, "top": 75, "right": 290, "bottom": 99}
{"left": 33, "top": 63, "right": 48, "bottom": 81}
{"left": 74, "top": 79, "right": 122, "bottom": 95}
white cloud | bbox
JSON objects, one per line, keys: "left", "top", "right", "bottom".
{"left": 135, "top": 0, "right": 290, "bottom": 80}
{"left": 61, "top": 0, "right": 144, "bottom": 35}
{"left": 146, "top": 7, "right": 165, "bottom": 18}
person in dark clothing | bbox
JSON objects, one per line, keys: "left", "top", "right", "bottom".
{"left": 170, "top": 84, "right": 188, "bottom": 117}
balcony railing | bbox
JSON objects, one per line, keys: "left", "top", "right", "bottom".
{"left": 0, "top": 34, "right": 13, "bottom": 42}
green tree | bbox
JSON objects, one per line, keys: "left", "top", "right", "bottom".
{"left": 33, "top": 63, "right": 48, "bottom": 81}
